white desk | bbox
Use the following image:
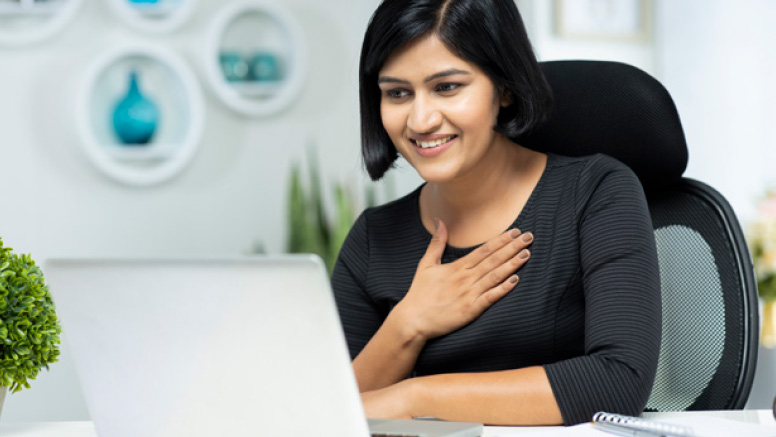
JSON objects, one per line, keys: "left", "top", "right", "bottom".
{"left": 0, "top": 410, "right": 774, "bottom": 436}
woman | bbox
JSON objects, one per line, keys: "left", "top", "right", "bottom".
{"left": 332, "top": 0, "right": 661, "bottom": 426}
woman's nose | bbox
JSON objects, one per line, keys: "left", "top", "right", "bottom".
{"left": 407, "top": 95, "right": 442, "bottom": 133}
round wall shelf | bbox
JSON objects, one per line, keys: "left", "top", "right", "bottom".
{"left": 76, "top": 44, "right": 205, "bottom": 187}
{"left": 104, "top": 0, "right": 196, "bottom": 34}
{"left": 0, "top": 0, "right": 83, "bottom": 46}
{"left": 204, "top": 1, "right": 306, "bottom": 117}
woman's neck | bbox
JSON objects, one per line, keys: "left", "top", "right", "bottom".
{"left": 419, "top": 137, "right": 546, "bottom": 247}
{"left": 423, "top": 138, "right": 532, "bottom": 216}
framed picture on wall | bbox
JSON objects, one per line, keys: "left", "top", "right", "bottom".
{"left": 554, "top": 0, "right": 651, "bottom": 41}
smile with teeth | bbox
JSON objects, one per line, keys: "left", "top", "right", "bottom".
{"left": 412, "top": 135, "right": 456, "bottom": 149}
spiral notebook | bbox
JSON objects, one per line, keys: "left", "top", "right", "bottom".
{"left": 591, "top": 412, "right": 694, "bottom": 436}
{"left": 581, "top": 411, "right": 776, "bottom": 437}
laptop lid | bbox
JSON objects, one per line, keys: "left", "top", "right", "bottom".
{"left": 46, "top": 256, "right": 371, "bottom": 437}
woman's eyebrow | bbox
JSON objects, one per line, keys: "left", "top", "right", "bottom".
{"left": 378, "top": 68, "right": 471, "bottom": 85}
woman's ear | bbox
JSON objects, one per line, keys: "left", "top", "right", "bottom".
{"left": 500, "top": 89, "right": 513, "bottom": 107}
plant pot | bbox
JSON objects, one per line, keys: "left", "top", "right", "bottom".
{"left": 763, "top": 300, "right": 776, "bottom": 348}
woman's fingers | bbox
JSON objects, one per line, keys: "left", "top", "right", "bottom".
{"left": 474, "top": 248, "right": 530, "bottom": 291}
{"left": 418, "top": 218, "right": 448, "bottom": 268}
{"left": 475, "top": 274, "right": 520, "bottom": 311}
{"left": 462, "top": 228, "right": 522, "bottom": 268}
{"left": 469, "top": 231, "right": 533, "bottom": 280}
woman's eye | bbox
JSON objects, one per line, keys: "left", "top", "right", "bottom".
{"left": 436, "top": 83, "right": 460, "bottom": 93}
{"left": 385, "top": 89, "right": 410, "bottom": 99}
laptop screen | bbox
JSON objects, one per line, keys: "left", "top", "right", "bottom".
{"left": 46, "top": 257, "right": 371, "bottom": 437}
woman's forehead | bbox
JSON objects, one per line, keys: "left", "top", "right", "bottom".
{"left": 379, "top": 33, "right": 476, "bottom": 78}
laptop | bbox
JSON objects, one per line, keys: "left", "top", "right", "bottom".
{"left": 45, "top": 256, "right": 482, "bottom": 437}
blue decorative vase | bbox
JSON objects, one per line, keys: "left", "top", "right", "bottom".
{"left": 112, "top": 70, "right": 159, "bottom": 145}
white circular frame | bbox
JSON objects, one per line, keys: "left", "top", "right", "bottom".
{"left": 76, "top": 44, "right": 205, "bottom": 187}
{"left": 0, "top": 0, "right": 83, "bottom": 46}
{"left": 104, "top": 0, "right": 197, "bottom": 34}
{"left": 204, "top": 1, "right": 306, "bottom": 117}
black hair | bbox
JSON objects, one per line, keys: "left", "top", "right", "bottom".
{"left": 359, "top": 0, "right": 553, "bottom": 181}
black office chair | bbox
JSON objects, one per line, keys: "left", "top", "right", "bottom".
{"left": 516, "top": 60, "right": 759, "bottom": 411}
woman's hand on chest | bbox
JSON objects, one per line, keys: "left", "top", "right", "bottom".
{"left": 392, "top": 219, "right": 533, "bottom": 341}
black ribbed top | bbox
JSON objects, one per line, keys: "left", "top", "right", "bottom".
{"left": 332, "top": 153, "right": 661, "bottom": 425}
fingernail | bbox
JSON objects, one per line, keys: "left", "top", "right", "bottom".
{"left": 521, "top": 232, "right": 533, "bottom": 243}
{"left": 434, "top": 218, "right": 439, "bottom": 232}
{"left": 509, "top": 229, "right": 520, "bottom": 239}
{"left": 519, "top": 249, "right": 529, "bottom": 260}
{"left": 509, "top": 275, "right": 519, "bottom": 284}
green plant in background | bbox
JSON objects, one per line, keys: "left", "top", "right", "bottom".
{"left": 0, "top": 239, "right": 61, "bottom": 393}
{"left": 749, "top": 190, "right": 776, "bottom": 301}
{"left": 287, "top": 149, "right": 357, "bottom": 274}
{"left": 748, "top": 190, "right": 776, "bottom": 348}
{"left": 286, "top": 148, "right": 396, "bottom": 274}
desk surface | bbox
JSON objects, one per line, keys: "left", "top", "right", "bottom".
{"left": 0, "top": 410, "right": 774, "bottom": 436}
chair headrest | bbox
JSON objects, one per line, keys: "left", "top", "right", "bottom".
{"left": 515, "top": 60, "right": 688, "bottom": 189}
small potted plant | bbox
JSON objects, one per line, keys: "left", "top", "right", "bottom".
{"left": 0, "top": 238, "right": 61, "bottom": 418}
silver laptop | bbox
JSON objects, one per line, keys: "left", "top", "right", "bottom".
{"left": 45, "top": 256, "right": 482, "bottom": 437}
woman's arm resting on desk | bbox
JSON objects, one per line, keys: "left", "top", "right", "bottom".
{"left": 543, "top": 161, "right": 660, "bottom": 424}
{"left": 362, "top": 366, "right": 563, "bottom": 425}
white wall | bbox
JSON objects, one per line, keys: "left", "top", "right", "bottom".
{"left": 0, "top": 0, "right": 382, "bottom": 421}
{"left": 656, "top": 0, "right": 776, "bottom": 223}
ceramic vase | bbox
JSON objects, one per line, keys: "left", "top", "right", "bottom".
{"left": 112, "top": 70, "right": 159, "bottom": 145}
{"left": 250, "top": 52, "right": 281, "bottom": 82}
{"left": 219, "top": 52, "right": 251, "bottom": 82}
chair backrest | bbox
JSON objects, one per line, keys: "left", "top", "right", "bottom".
{"left": 516, "top": 60, "right": 759, "bottom": 411}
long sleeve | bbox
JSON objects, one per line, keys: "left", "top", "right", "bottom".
{"left": 543, "top": 160, "right": 661, "bottom": 425}
{"left": 331, "top": 211, "right": 383, "bottom": 360}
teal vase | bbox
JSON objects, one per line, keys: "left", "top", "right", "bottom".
{"left": 113, "top": 71, "right": 159, "bottom": 145}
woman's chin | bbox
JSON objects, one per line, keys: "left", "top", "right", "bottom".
{"left": 415, "top": 166, "right": 460, "bottom": 185}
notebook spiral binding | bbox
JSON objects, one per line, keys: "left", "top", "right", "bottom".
{"left": 592, "top": 412, "right": 695, "bottom": 436}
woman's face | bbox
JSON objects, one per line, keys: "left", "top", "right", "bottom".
{"left": 378, "top": 33, "right": 507, "bottom": 184}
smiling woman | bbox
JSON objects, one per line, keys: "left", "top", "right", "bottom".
{"left": 378, "top": 37, "right": 508, "bottom": 185}
{"left": 331, "top": 0, "right": 661, "bottom": 427}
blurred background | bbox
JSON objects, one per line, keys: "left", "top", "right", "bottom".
{"left": 1, "top": 0, "right": 775, "bottom": 422}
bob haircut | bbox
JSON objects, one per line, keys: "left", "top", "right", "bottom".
{"left": 359, "top": 0, "right": 553, "bottom": 181}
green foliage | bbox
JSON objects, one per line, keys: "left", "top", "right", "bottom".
{"left": 287, "top": 149, "right": 356, "bottom": 275}
{"left": 749, "top": 225, "right": 776, "bottom": 301}
{"left": 0, "top": 239, "right": 61, "bottom": 393}
{"left": 758, "top": 274, "right": 776, "bottom": 301}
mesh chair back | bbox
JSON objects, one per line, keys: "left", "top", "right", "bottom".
{"left": 645, "top": 180, "right": 758, "bottom": 410}
{"left": 517, "top": 60, "right": 759, "bottom": 411}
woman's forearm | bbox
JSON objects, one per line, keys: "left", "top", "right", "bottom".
{"left": 353, "top": 305, "right": 427, "bottom": 392}
{"left": 405, "top": 366, "right": 563, "bottom": 425}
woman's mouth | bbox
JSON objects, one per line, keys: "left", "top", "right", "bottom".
{"left": 410, "top": 135, "right": 457, "bottom": 157}
{"left": 412, "top": 135, "right": 456, "bottom": 148}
